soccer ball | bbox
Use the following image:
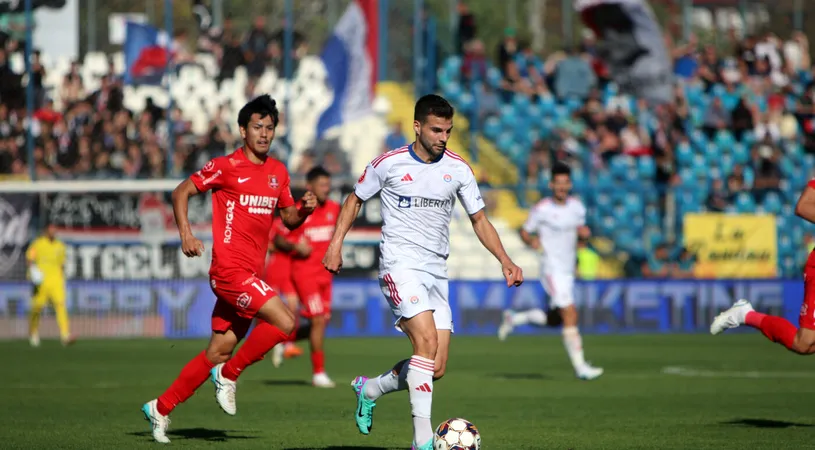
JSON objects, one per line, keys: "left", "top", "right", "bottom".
{"left": 434, "top": 418, "right": 481, "bottom": 450}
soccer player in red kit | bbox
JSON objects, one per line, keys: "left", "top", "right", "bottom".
{"left": 265, "top": 216, "right": 307, "bottom": 367}
{"left": 140, "top": 95, "right": 316, "bottom": 444}
{"left": 711, "top": 179, "right": 815, "bottom": 354}
{"left": 283, "top": 166, "right": 340, "bottom": 387}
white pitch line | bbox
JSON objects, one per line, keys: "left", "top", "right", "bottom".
{"left": 662, "top": 366, "right": 813, "bottom": 379}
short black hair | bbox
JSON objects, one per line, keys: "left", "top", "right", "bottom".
{"left": 306, "top": 166, "right": 331, "bottom": 182}
{"left": 238, "top": 94, "right": 279, "bottom": 128}
{"left": 414, "top": 94, "right": 454, "bottom": 123}
{"left": 551, "top": 161, "right": 572, "bottom": 179}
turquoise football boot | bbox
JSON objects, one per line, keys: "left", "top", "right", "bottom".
{"left": 411, "top": 438, "right": 434, "bottom": 450}
{"left": 350, "top": 376, "right": 376, "bottom": 435}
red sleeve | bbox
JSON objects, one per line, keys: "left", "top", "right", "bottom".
{"left": 190, "top": 158, "right": 227, "bottom": 192}
{"left": 276, "top": 171, "right": 295, "bottom": 209}
{"left": 808, "top": 179, "right": 815, "bottom": 190}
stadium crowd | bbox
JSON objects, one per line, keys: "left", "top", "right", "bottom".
{"left": 0, "top": 15, "right": 323, "bottom": 180}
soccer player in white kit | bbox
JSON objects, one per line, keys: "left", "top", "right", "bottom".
{"left": 322, "top": 95, "right": 524, "bottom": 450}
{"left": 497, "top": 162, "right": 604, "bottom": 380}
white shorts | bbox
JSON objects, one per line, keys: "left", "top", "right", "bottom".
{"left": 379, "top": 269, "right": 453, "bottom": 332}
{"left": 541, "top": 272, "right": 575, "bottom": 309}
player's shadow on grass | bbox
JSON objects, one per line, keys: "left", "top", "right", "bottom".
{"left": 130, "top": 428, "right": 258, "bottom": 442}
{"left": 492, "top": 373, "right": 550, "bottom": 380}
{"left": 722, "top": 418, "right": 814, "bottom": 429}
{"left": 261, "top": 379, "right": 311, "bottom": 386}
{"left": 283, "top": 447, "right": 394, "bottom": 450}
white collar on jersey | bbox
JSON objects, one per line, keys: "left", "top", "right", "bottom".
{"left": 408, "top": 142, "right": 445, "bottom": 164}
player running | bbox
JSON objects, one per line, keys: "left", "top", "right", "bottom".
{"left": 141, "top": 95, "right": 316, "bottom": 444}
{"left": 266, "top": 217, "right": 307, "bottom": 367}
{"left": 322, "top": 94, "right": 524, "bottom": 450}
{"left": 711, "top": 179, "right": 815, "bottom": 353}
{"left": 496, "top": 162, "right": 603, "bottom": 381}
{"left": 274, "top": 166, "right": 340, "bottom": 387}
{"left": 27, "top": 223, "right": 74, "bottom": 347}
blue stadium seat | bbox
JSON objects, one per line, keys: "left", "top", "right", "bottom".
{"left": 499, "top": 105, "right": 517, "bottom": 127}
{"left": 731, "top": 143, "right": 749, "bottom": 165}
{"left": 734, "top": 192, "right": 756, "bottom": 213}
{"left": 538, "top": 95, "right": 556, "bottom": 116}
{"left": 486, "top": 66, "right": 502, "bottom": 88}
{"left": 457, "top": 92, "right": 475, "bottom": 115}
{"left": 676, "top": 142, "right": 694, "bottom": 167}
{"left": 512, "top": 94, "right": 531, "bottom": 112}
{"left": 638, "top": 156, "right": 656, "bottom": 179}
{"left": 762, "top": 191, "right": 783, "bottom": 215}
{"left": 714, "top": 130, "right": 735, "bottom": 149}
{"left": 482, "top": 116, "right": 501, "bottom": 140}
{"left": 496, "top": 132, "right": 514, "bottom": 153}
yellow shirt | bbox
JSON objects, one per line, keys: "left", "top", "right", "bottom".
{"left": 577, "top": 247, "right": 600, "bottom": 280}
{"left": 26, "top": 236, "right": 66, "bottom": 279}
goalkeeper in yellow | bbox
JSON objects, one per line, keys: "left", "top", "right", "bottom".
{"left": 27, "top": 223, "right": 73, "bottom": 347}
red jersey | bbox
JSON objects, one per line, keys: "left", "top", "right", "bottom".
{"left": 190, "top": 148, "right": 295, "bottom": 278}
{"left": 289, "top": 199, "right": 340, "bottom": 281}
{"left": 265, "top": 217, "right": 296, "bottom": 288}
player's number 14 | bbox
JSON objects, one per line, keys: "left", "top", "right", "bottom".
{"left": 252, "top": 280, "right": 274, "bottom": 296}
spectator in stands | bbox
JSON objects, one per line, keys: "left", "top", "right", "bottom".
{"left": 642, "top": 244, "right": 671, "bottom": 278}
{"left": 461, "top": 39, "right": 487, "bottom": 84}
{"left": 702, "top": 96, "right": 730, "bottom": 140}
{"left": 672, "top": 248, "right": 696, "bottom": 278}
{"left": 706, "top": 178, "right": 729, "bottom": 212}
{"left": 384, "top": 121, "right": 407, "bottom": 151}
{"left": 751, "top": 139, "right": 782, "bottom": 199}
{"left": 730, "top": 97, "right": 754, "bottom": 141}
{"left": 61, "top": 61, "right": 84, "bottom": 105}
{"left": 244, "top": 16, "right": 271, "bottom": 80}
{"left": 218, "top": 31, "right": 247, "bottom": 86}
{"left": 456, "top": 1, "right": 476, "bottom": 54}
{"left": 553, "top": 47, "right": 596, "bottom": 101}
{"left": 496, "top": 28, "right": 517, "bottom": 73}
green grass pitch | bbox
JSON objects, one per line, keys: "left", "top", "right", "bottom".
{"left": 1, "top": 334, "right": 814, "bottom": 449}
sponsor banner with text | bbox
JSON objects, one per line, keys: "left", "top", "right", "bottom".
{"left": 683, "top": 213, "right": 778, "bottom": 279}
{"left": 0, "top": 278, "right": 800, "bottom": 339}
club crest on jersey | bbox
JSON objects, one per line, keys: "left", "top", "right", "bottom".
{"left": 410, "top": 296, "right": 419, "bottom": 304}
{"left": 443, "top": 174, "right": 452, "bottom": 182}
{"left": 203, "top": 160, "right": 215, "bottom": 172}
{"left": 237, "top": 292, "right": 252, "bottom": 309}
{"left": 269, "top": 175, "right": 279, "bottom": 189}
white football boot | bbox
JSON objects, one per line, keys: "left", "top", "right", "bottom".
{"left": 210, "top": 363, "right": 237, "bottom": 415}
{"left": 313, "top": 372, "right": 336, "bottom": 388}
{"left": 141, "top": 399, "right": 171, "bottom": 444}
{"left": 576, "top": 364, "right": 604, "bottom": 381}
{"left": 710, "top": 299, "right": 754, "bottom": 335}
{"left": 271, "top": 343, "right": 284, "bottom": 368}
{"left": 497, "top": 310, "right": 515, "bottom": 341}
{"left": 29, "top": 334, "right": 40, "bottom": 348}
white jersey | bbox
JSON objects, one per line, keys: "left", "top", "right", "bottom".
{"left": 354, "top": 144, "right": 486, "bottom": 278}
{"left": 523, "top": 197, "right": 586, "bottom": 275}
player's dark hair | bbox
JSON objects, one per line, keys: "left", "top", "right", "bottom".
{"left": 414, "top": 94, "right": 454, "bottom": 123}
{"left": 551, "top": 161, "right": 572, "bottom": 179}
{"left": 237, "top": 94, "right": 279, "bottom": 128}
{"left": 306, "top": 166, "right": 331, "bottom": 182}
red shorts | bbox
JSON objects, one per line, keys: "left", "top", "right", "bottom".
{"left": 265, "top": 257, "right": 297, "bottom": 299}
{"left": 293, "top": 276, "right": 332, "bottom": 319}
{"left": 801, "top": 265, "right": 815, "bottom": 330}
{"left": 211, "top": 271, "right": 278, "bottom": 339}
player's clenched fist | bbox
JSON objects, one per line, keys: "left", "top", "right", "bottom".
{"left": 322, "top": 244, "right": 343, "bottom": 274}
{"left": 301, "top": 191, "right": 318, "bottom": 213}
{"left": 502, "top": 260, "right": 524, "bottom": 287}
{"left": 181, "top": 235, "right": 205, "bottom": 257}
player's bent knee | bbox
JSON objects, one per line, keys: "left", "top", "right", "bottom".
{"left": 433, "top": 364, "right": 446, "bottom": 380}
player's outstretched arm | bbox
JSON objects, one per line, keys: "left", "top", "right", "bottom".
{"left": 172, "top": 179, "right": 205, "bottom": 257}
{"left": 519, "top": 228, "right": 541, "bottom": 251}
{"left": 469, "top": 209, "right": 524, "bottom": 287}
{"left": 322, "top": 192, "right": 364, "bottom": 274}
{"left": 279, "top": 191, "right": 317, "bottom": 230}
{"left": 795, "top": 185, "right": 815, "bottom": 224}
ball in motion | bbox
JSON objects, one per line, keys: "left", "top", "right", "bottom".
{"left": 434, "top": 418, "right": 481, "bottom": 450}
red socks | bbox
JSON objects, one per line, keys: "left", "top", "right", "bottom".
{"left": 157, "top": 350, "right": 214, "bottom": 416}
{"left": 222, "top": 321, "right": 291, "bottom": 381}
{"left": 745, "top": 311, "right": 797, "bottom": 350}
{"left": 311, "top": 350, "right": 325, "bottom": 374}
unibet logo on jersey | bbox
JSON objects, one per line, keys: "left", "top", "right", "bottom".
{"left": 397, "top": 196, "right": 451, "bottom": 209}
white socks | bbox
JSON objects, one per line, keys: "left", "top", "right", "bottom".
{"left": 365, "top": 359, "right": 409, "bottom": 400}
{"left": 562, "top": 326, "right": 587, "bottom": 371}
{"left": 511, "top": 308, "right": 548, "bottom": 327}
{"left": 406, "top": 355, "right": 435, "bottom": 446}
